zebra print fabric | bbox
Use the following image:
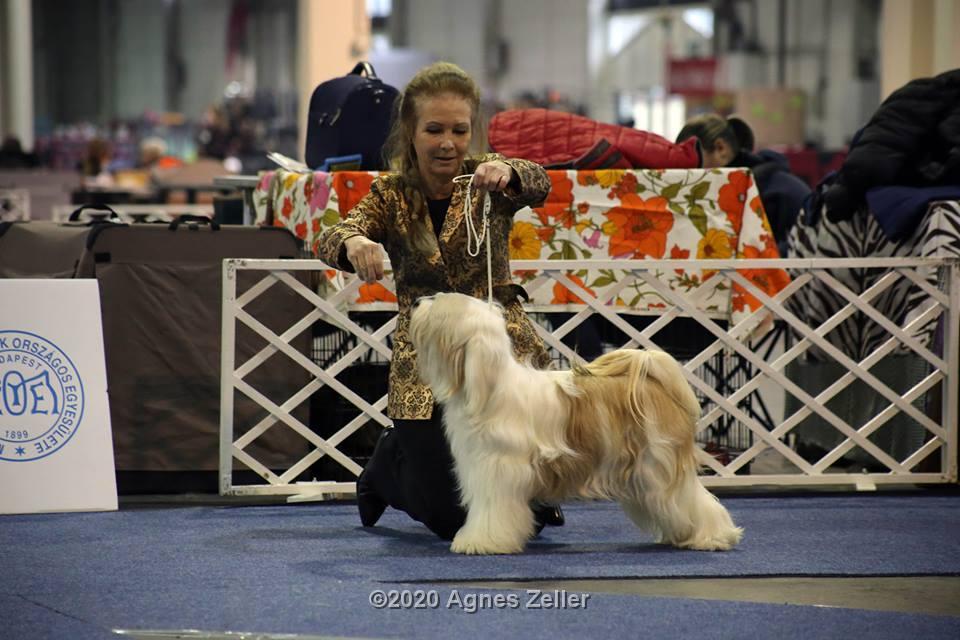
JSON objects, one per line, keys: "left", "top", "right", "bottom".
{"left": 785, "top": 200, "right": 960, "bottom": 361}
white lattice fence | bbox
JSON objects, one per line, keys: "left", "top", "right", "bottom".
{"left": 220, "top": 257, "right": 959, "bottom": 498}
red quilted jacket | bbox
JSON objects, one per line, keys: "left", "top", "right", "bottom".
{"left": 488, "top": 108, "right": 701, "bottom": 169}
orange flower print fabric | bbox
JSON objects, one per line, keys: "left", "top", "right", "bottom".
{"left": 731, "top": 245, "right": 791, "bottom": 313}
{"left": 604, "top": 194, "right": 673, "bottom": 258}
{"left": 552, "top": 273, "right": 596, "bottom": 305}
{"left": 533, "top": 173, "right": 575, "bottom": 229}
{"left": 332, "top": 172, "right": 375, "bottom": 218}
{"left": 718, "top": 170, "right": 752, "bottom": 235}
{"left": 253, "top": 166, "right": 793, "bottom": 332}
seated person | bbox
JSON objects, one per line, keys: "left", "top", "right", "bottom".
{"left": 79, "top": 138, "right": 116, "bottom": 188}
{"left": 139, "top": 137, "right": 183, "bottom": 171}
{"left": 677, "top": 114, "right": 810, "bottom": 256}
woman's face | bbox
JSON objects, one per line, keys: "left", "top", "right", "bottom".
{"left": 701, "top": 138, "right": 735, "bottom": 168}
{"left": 412, "top": 92, "right": 473, "bottom": 190}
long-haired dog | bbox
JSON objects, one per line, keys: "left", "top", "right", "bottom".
{"left": 409, "top": 292, "right": 743, "bottom": 555}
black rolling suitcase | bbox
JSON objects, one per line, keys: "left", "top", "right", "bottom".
{"left": 75, "top": 217, "right": 312, "bottom": 486}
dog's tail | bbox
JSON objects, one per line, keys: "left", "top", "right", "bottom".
{"left": 583, "top": 349, "right": 699, "bottom": 428}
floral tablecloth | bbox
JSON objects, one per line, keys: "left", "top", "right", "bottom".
{"left": 253, "top": 168, "right": 789, "bottom": 324}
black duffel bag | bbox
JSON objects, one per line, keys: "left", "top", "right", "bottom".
{"left": 304, "top": 61, "right": 399, "bottom": 170}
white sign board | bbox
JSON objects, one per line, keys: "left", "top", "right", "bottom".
{"left": 0, "top": 279, "right": 117, "bottom": 514}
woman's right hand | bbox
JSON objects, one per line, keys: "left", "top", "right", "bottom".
{"left": 344, "top": 236, "right": 384, "bottom": 284}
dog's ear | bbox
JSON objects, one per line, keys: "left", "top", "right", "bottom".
{"left": 416, "top": 334, "right": 465, "bottom": 402}
{"left": 460, "top": 331, "right": 505, "bottom": 414}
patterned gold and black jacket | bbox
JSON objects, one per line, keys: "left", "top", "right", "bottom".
{"left": 317, "top": 154, "right": 552, "bottom": 420}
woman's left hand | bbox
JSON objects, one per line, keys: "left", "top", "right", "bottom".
{"left": 471, "top": 160, "right": 517, "bottom": 193}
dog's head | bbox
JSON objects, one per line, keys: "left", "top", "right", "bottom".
{"left": 409, "top": 293, "right": 512, "bottom": 406}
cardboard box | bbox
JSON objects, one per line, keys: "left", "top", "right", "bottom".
{"left": 733, "top": 88, "right": 806, "bottom": 148}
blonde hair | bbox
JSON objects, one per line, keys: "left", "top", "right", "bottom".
{"left": 382, "top": 61, "right": 486, "bottom": 188}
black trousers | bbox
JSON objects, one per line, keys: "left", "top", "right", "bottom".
{"left": 359, "top": 406, "right": 466, "bottom": 540}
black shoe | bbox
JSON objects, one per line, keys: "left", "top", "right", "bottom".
{"left": 356, "top": 470, "right": 386, "bottom": 527}
{"left": 532, "top": 518, "right": 546, "bottom": 537}
{"left": 533, "top": 503, "right": 565, "bottom": 527}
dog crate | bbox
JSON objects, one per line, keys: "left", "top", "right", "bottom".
{"left": 307, "top": 314, "right": 392, "bottom": 481}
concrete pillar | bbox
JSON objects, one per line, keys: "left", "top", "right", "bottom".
{"left": 880, "top": 0, "right": 958, "bottom": 100}
{"left": 932, "top": 0, "right": 960, "bottom": 75}
{"left": 297, "top": 0, "right": 370, "bottom": 162}
{"left": 3, "top": 0, "right": 34, "bottom": 149}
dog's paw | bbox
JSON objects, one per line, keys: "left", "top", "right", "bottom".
{"left": 681, "top": 539, "right": 733, "bottom": 552}
{"left": 675, "top": 527, "right": 744, "bottom": 551}
{"left": 450, "top": 530, "right": 525, "bottom": 555}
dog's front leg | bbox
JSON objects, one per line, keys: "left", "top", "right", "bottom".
{"left": 450, "top": 455, "right": 535, "bottom": 555}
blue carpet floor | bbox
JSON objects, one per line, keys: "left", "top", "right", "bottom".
{"left": 2, "top": 494, "right": 959, "bottom": 639}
